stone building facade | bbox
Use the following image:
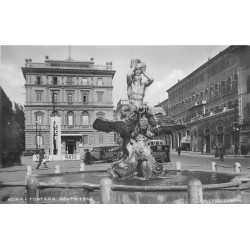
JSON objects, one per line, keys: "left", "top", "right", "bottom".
{"left": 167, "top": 45, "right": 250, "bottom": 154}
{"left": 155, "top": 98, "right": 169, "bottom": 116}
{"left": 22, "top": 57, "right": 116, "bottom": 159}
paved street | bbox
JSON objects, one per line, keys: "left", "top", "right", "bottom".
{"left": 0, "top": 151, "right": 249, "bottom": 204}
{"left": 168, "top": 150, "right": 250, "bottom": 174}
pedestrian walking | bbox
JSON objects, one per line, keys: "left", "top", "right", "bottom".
{"left": 84, "top": 149, "right": 92, "bottom": 165}
{"left": 36, "top": 149, "right": 48, "bottom": 169}
{"left": 231, "top": 144, "right": 235, "bottom": 155}
{"left": 163, "top": 146, "right": 171, "bottom": 163}
{"left": 234, "top": 145, "right": 239, "bottom": 156}
{"left": 219, "top": 144, "right": 225, "bottom": 162}
{"left": 241, "top": 143, "right": 247, "bottom": 155}
{"left": 177, "top": 146, "right": 181, "bottom": 156}
{"left": 214, "top": 145, "right": 219, "bottom": 158}
{"left": 201, "top": 144, "right": 204, "bottom": 155}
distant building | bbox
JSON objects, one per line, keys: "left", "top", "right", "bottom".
{"left": 167, "top": 45, "right": 250, "bottom": 154}
{"left": 21, "top": 56, "right": 116, "bottom": 160}
{"left": 155, "top": 98, "right": 168, "bottom": 116}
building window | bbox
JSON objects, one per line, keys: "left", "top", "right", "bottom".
{"left": 82, "top": 78, "right": 88, "bottom": 85}
{"left": 97, "top": 78, "right": 103, "bottom": 86}
{"left": 82, "top": 93, "right": 88, "bottom": 103}
{"left": 221, "top": 80, "right": 226, "bottom": 93}
{"left": 36, "top": 76, "right": 41, "bottom": 84}
{"left": 37, "top": 116, "right": 42, "bottom": 124}
{"left": 83, "top": 135, "right": 88, "bottom": 145}
{"left": 96, "top": 111, "right": 105, "bottom": 118}
{"left": 53, "top": 93, "right": 58, "bottom": 103}
{"left": 53, "top": 77, "right": 57, "bottom": 85}
{"left": 67, "top": 112, "right": 74, "bottom": 126}
{"left": 36, "top": 135, "right": 43, "bottom": 148}
{"left": 247, "top": 76, "right": 250, "bottom": 93}
{"left": 51, "top": 111, "right": 59, "bottom": 117}
{"left": 67, "top": 93, "right": 73, "bottom": 104}
{"left": 36, "top": 92, "right": 42, "bottom": 102}
{"left": 67, "top": 77, "right": 73, "bottom": 85}
{"left": 82, "top": 112, "right": 89, "bottom": 125}
{"left": 99, "top": 135, "right": 104, "bottom": 144}
{"left": 97, "top": 92, "right": 103, "bottom": 102}
{"left": 227, "top": 77, "right": 232, "bottom": 92}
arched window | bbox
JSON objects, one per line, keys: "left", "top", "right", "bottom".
{"left": 227, "top": 77, "right": 232, "bottom": 92}
{"left": 217, "top": 123, "right": 224, "bottom": 133}
{"left": 67, "top": 111, "right": 74, "bottom": 126}
{"left": 82, "top": 93, "right": 88, "bottom": 103}
{"left": 53, "top": 93, "right": 58, "bottom": 103}
{"left": 221, "top": 80, "right": 226, "bottom": 93}
{"left": 204, "top": 126, "right": 210, "bottom": 135}
{"left": 50, "top": 111, "right": 59, "bottom": 117}
{"left": 210, "top": 86, "right": 214, "bottom": 99}
{"left": 67, "top": 93, "right": 73, "bottom": 104}
{"left": 82, "top": 112, "right": 89, "bottom": 125}
{"left": 35, "top": 112, "right": 44, "bottom": 125}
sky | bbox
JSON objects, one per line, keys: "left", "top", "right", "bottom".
{"left": 0, "top": 45, "right": 228, "bottom": 107}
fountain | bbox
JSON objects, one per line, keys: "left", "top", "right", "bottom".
{"left": 25, "top": 60, "right": 250, "bottom": 204}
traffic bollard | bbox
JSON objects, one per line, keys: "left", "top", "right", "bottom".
{"left": 80, "top": 163, "right": 85, "bottom": 171}
{"left": 188, "top": 178, "right": 203, "bottom": 204}
{"left": 176, "top": 162, "right": 181, "bottom": 171}
{"left": 210, "top": 161, "right": 217, "bottom": 172}
{"left": 55, "top": 164, "right": 61, "bottom": 174}
{"left": 234, "top": 162, "right": 241, "bottom": 174}
{"left": 27, "top": 165, "right": 32, "bottom": 176}
{"left": 100, "top": 177, "right": 112, "bottom": 204}
{"left": 26, "top": 176, "right": 39, "bottom": 204}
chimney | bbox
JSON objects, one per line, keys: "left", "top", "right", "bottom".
{"left": 45, "top": 55, "right": 49, "bottom": 60}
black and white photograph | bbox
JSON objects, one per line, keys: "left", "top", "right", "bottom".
{"left": 1, "top": 1, "right": 250, "bottom": 249}
{"left": 1, "top": 45, "right": 250, "bottom": 204}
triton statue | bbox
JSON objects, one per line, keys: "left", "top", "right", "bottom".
{"left": 93, "top": 59, "right": 185, "bottom": 179}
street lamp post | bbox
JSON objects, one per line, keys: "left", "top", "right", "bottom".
{"left": 35, "top": 116, "right": 38, "bottom": 151}
{"left": 39, "top": 125, "right": 41, "bottom": 150}
{"left": 234, "top": 99, "right": 239, "bottom": 149}
{"left": 52, "top": 90, "right": 57, "bottom": 155}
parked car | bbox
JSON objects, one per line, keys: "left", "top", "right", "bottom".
{"left": 90, "top": 145, "right": 122, "bottom": 162}
{"left": 151, "top": 144, "right": 170, "bottom": 162}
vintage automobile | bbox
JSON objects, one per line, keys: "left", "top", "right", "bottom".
{"left": 151, "top": 144, "right": 170, "bottom": 162}
{"left": 89, "top": 145, "right": 122, "bottom": 163}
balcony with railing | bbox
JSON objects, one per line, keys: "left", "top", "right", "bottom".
{"left": 25, "top": 124, "right": 93, "bottom": 130}
{"left": 25, "top": 101, "right": 113, "bottom": 106}
{"left": 25, "top": 62, "right": 114, "bottom": 71}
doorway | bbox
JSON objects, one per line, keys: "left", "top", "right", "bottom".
{"left": 67, "top": 140, "right": 76, "bottom": 154}
{"left": 217, "top": 133, "right": 224, "bottom": 145}
{"left": 205, "top": 135, "right": 210, "bottom": 153}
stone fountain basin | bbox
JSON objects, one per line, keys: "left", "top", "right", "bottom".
{"left": 34, "top": 170, "right": 250, "bottom": 204}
